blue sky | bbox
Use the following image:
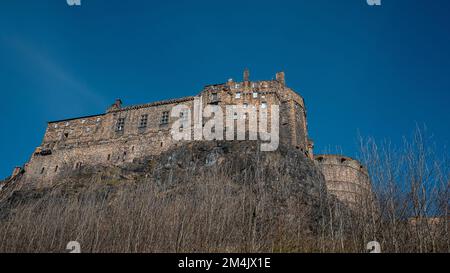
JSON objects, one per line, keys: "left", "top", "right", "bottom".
{"left": 0, "top": 0, "right": 449, "bottom": 178}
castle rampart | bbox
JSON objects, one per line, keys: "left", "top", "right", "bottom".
{"left": 8, "top": 70, "right": 372, "bottom": 208}
{"left": 314, "top": 154, "right": 371, "bottom": 205}
{"left": 19, "top": 71, "right": 313, "bottom": 186}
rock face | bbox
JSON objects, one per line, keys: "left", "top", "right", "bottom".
{"left": 151, "top": 141, "right": 326, "bottom": 200}
{"left": 2, "top": 141, "right": 328, "bottom": 214}
{"left": 0, "top": 141, "right": 333, "bottom": 252}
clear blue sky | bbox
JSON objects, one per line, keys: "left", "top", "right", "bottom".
{"left": 1, "top": 0, "right": 449, "bottom": 178}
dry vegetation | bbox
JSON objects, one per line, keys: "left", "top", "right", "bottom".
{"left": 0, "top": 128, "right": 448, "bottom": 253}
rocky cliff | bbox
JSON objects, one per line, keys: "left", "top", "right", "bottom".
{"left": 0, "top": 141, "right": 334, "bottom": 252}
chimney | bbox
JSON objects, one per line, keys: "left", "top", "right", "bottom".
{"left": 276, "top": 71, "right": 285, "bottom": 86}
{"left": 114, "top": 99, "right": 122, "bottom": 108}
{"left": 243, "top": 68, "right": 250, "bottom": 82}
{"left": 107, "top": 99, "right": 123, "bottom": 113}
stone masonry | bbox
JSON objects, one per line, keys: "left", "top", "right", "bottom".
{"left": 8, "top": 70, "right": 371, "bottom": 205}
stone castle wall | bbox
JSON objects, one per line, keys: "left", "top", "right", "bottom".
{"left": 24, "top": 96, "right": 196, "bottom": 186}
{"left": 20, "top": 71, "right": 313, "bottom": 186}
{"left": 314, "top": 154, "right": 372, "bottom": 205}
{"left": 10, "top": 70, "right": 372, "bottom": 207}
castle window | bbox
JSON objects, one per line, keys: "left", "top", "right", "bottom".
{"left": 64, "top": 132, "right": 69, "bottom": 138}
{"left": 40, "top": 167, "right": 45, "bottom": 174}
{"left": 243, "top": 103, "right": 248, "bottom": 109}
{"left": 116, "top": 118, "right": 125, "bottom": 132}
{"left": 139, "top": 114, "right": 148, "bottom": 128}
{"left": 261, "top": 102, "right": 267, "bottom": 109}
{"left": 211, "top": 93, "right": 218, "bottom": 101}
{"left": 252, "top": 92, "right": 258, "bottom": 98}
{"left": 75, "top": 162, "right": 82, "bottom": 169}
{"left": 235, "top": 92, "right": 241, "bottom": 99}
{"left": 54, "top": 165, "right": 58, "bottom": 172}
{"left": 107, "top": 154, "right": 111, "bottom": 161}
{"left": 160, "top": 111, "right": 169, "bottom": 125}
{"left": 180, "top": 110, "right": 189, "bottom": 121}
{"left": 341, "top": 158, "right": 347, "bottom": 163}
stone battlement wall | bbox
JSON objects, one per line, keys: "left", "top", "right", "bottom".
{"left": 314, "top": 154, "right": 371, "bottom": 205}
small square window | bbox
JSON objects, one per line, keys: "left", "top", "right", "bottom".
{"left": 261, "top": 102, "right": 267, "bottom": 109}
{"left": 235, "top": 92, "right": 241, "bottom": 99}
{"left": 160, "top": 111, "right": 169, "bottom": 125}
{"left": 211, "top": 93, "right": 218, "bottom": 101}
{"left": 139, "top": 114, "right": 148, "bottom": 128}
{"left": 253, "top": 92, "right": 258, "bottom": 98}
{"left": 116, "top": 118, "right": 125, "bottom": 131}
{"left": 243, "top": 103, "right": 248, "bottom": 109}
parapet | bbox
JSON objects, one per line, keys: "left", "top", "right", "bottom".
{"left": 314, "top": 154, "right": 372, "bottom": 206}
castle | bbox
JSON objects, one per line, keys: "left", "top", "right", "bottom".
{"left": 8, "top": 70, "right": 371, "bottom": 205}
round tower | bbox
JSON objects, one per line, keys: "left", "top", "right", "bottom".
{"left": 314, "top": 154, "right": 372, "bottom": 206}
